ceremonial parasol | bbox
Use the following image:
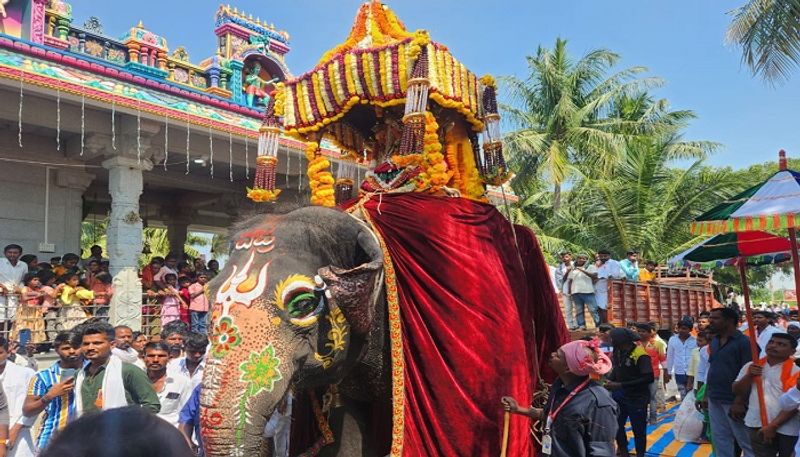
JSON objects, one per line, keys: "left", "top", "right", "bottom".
{"left": 690, "top": 150, "right": 800, "bottom": 428}
{"left": 668, "top": 231, "right": 791, "bottom": 269}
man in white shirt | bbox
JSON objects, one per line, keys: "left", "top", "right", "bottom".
{"left": 594, "top": 249, "right": 622, "bottom": 324}
{"left": 0, "top": 337, "right": 36, "bottom": 457}
{"left": 0, "top": 245, "right": 27, "bottom": 332}
{"left": 167, "top": 332, "right": 206, "bottom": 390}
{"left": 733, "top": 333, "right": 800, "bottom": 457}
{"left": 754, "top": 311, "right": 782, "bottom": 357}
{"left": 666, "top": 320, "right": 697, "bottom": 399}
{"left": 553, "top": 252, "right": 575, "bottom": 330}
{"left": 144, "top": 342, "right": 192, "bottom": 428}
{"left": 565, "top": 254, "right": 599, "bottom": 329}
{"left": 111, "top": 325, "right": 140, "bottom": 365}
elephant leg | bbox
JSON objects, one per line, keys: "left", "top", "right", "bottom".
{"left": 320, "top": 401, "right": 374, "bottom": 457}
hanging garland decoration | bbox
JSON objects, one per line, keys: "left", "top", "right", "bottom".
{"left": 306, "top": 141, "right": 335, "bottom": 207}
{"left": 208, "top": 123, "right": 214, "bottom": 179}
{"left": 56, "top": 89, "right": 61, "bottom": 152}
{"left": 247, "top": 97, "right": 281, "bottom": 203}
{"left": 111, "top": 100, "right": 116, "bottom": 150}
{"left": 136, "top": 106, "right": 142, "bottom": 164}
{"left": 163, "top": 113, "right": 169, "bottom": 171}
{"left": 244, "top": 136, "right": 250, "bottom": 179}
{"left": 334, "top": 160, "right": 355, "bottom": 205}
{"left": 298, "top": 152, "right": 303, "bottom": 191}
{"left": 390, "top": 111, "right": 450, "bottom": 192}
{"left": 228, "top": 130, "right": 234, "bottom": 182}
{"left": 285, "top": 147, "right": 291, "bottom": 188}
{"left": 476, "top": 75, "right": 510, "bottom": 185}
{"left": 185, "top": 116, "right": 190, "bottom": 175}
{"left": 17, "top": 68, "right": 23, "bottom": 148}
{"left": 80, "top": 94, "right": 85, "bottom": 156}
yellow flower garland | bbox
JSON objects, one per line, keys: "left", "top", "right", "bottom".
{"left": 273, "top": 83, "right": 286, "bottom": 117}
{"left": 408, "top": 30, "right": 430, "bottom": 61}
{"left": 305, "top": 142, "right": 336, "bottom": 207}
{"left": 391, "top": 112, "right": 451, "bottom": 192}
{"left": 246, "top": 188, "right": 281, "bottom": 203}
{"left": 479, "top": 74, "right": 496, "bottom": 89}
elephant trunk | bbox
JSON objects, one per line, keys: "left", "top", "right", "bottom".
{"left": 201, "top": 345, "right": 293, "bottom": 457}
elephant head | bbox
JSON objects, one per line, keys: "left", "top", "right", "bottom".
{"left": 200, "top": 206, "right": 384, "bottom": 457}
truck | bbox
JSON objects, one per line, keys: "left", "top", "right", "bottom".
{"left": 560, "top": 272, "right": 722, "bottom": 330}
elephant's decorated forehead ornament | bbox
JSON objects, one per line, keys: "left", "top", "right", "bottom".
{"left": 245, "top": 1, "right": 511, "bottom": 208}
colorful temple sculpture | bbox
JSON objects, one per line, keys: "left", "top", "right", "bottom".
{"left": 0, "top": 0, "right": 305, "bottom": 331}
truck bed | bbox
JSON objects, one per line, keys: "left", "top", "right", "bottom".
{"left": 607, "top": 279, "right": 716, "bottom": 328}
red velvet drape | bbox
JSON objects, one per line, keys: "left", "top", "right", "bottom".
{"left": 362, "top": 193, "right": 569, "bottom": 457}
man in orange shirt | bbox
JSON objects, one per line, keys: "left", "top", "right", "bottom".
{"left": 636, "top": 322, "right": 667, "bottom": 424}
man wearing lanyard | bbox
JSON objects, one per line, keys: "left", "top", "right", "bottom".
{"left": 501, "top": 339, "right": 617, "bottom": 456}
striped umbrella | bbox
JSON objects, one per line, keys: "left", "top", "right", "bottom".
{"left": 690, "top": 168, "right": 800, "bottom": 236}
{"left": 689, "top": 150, "right": 800, "bottom": 428}
{"left": 668, "top": 231, "right": 791, "bottom": 269}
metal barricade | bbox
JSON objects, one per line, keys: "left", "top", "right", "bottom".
{"left": 1, "top": 291, "right": 168, "bottom": 347}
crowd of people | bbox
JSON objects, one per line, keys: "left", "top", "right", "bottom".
{"left": 0, "top": 318, "right": 208, "bottom": 456}
{"left": 503, "top": 306, "right": 800, "bottom": 457}
{"left": 0, "top": 243, "right": 218, "bottom": 346}
{"left": 554, "top": 249, "right": 658, "bottom": 330}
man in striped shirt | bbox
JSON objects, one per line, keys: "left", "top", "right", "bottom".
{"left": 22, "top": 331, "right": 82, "bottom": 451}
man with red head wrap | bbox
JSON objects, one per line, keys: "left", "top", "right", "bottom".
{"left": 502, "top": 339, "right": 617, "bottom": 457}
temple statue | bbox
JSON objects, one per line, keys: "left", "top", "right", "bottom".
{"left": 244, "top": 62, "right": 279, "bottom": 107}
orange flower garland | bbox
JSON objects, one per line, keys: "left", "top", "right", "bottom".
{"left": 392, "top": 112, "right": 451, "bottom": 192}
{"left": 305, "top": 141, "right": 336, "bottom": 207}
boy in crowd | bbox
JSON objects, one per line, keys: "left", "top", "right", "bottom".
{"left": 636, "top": 322, "right": 667, "bottom": 424}
{"left": 666, "top": 319, "right": 697, "bottom": 399}
{"left": 733, "top": 334, "right": 799, "bottom": 457}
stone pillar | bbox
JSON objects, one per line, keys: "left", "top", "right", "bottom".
{"left": 166, "top": 221, "right": 189, "bottom": 258}
{"left": 103, "top": 156, "right": 152, "bottom": 330}
{"left": 55, "top": 169, "right": 95, "bottom": 256}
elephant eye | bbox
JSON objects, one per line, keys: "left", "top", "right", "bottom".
{"left": 287, "top": 292, "right": 316, "bottom": 318}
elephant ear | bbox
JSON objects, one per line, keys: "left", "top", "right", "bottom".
{"left": 318, "top": 227, "right": 384, "bottom": 335}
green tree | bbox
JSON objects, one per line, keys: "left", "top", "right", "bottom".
{"left": 728, "top": 0, "right": 800, "bottom": 83}
{"left": 81, "top": 220, "right": 207, "bottom": 266}
{"left": 501, "top": 38, "right": 661, "bottom": 211}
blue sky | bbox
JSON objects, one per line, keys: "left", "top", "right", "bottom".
{"left": 66, "top": 0, "right": 800, "bottom": 169}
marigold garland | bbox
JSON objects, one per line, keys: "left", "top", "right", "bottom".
{"left": 305, "top": 141, "right": 336, "bottom": 207}
{"left": 273, "top": 82, "right": 286, "bottom": 117}
{"left": 479, "top": 74, "right": 496, "bottom": 89}
{"left": 408, "top": 30, "right": 430, "bottom": 61}
{"left": 392, "top": 112, "right": 451, "bottom": 192}
{"left": 246, "top": 187, "right": 282, "bottom": 203}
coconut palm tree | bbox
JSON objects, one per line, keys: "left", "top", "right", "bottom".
{"left": 501, "top": 38, "right": 662, "bottom": 211}
{"left": 728, "top": 0, "right": 800, "bottom": 83}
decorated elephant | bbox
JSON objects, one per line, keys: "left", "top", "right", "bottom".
{"left": 200, "top": 194, "right": 568, "bottom": 457}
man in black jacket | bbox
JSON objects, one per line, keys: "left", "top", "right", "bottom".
{"left": 607, "top": 328, "right": 654, "bottom": 457}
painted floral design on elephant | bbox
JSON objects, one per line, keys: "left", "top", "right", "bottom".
{"left": 210, "top": 316, "right": 242, "bottom": 358}
{"left": 239, "top": 345, "right": 283, "bottom": 395}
